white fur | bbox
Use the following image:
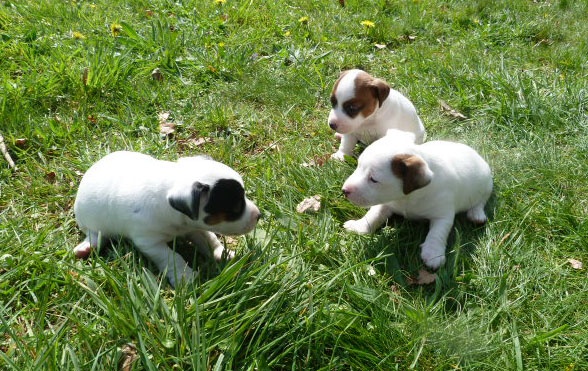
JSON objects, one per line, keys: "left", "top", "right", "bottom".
{"left": 73, "top": 151, "right": 260, "bottom": 287}
{"left": 341, "top": 132, "right": 492, "bottom": 269}
{"left": 329, "top": 69, "right": 426, "bottom": 160}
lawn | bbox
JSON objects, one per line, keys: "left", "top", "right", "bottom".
{"left": 1, "top": 0, "right": 587, "bottom": 369}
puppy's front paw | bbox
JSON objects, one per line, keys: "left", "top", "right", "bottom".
{"left": 344, "top": 219, "right": 372, "bottom": 235}
{"left": 168, "top": 265, "right": 197, "bottom": 288}
{"left": 420, "top": 243, "right": 446, "bottom": 270}
{"left": 213, "top": 246, "right": 235, "bottom": 261}
{"left": 331, "top": 151, "right": 347, "bottom": 161}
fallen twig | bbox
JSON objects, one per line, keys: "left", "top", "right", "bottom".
{"left": 0, "top": 133, "right": 16, "bottom": 170}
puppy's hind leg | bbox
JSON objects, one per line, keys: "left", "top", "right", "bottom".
{"left": 73, "top": 230, "right": 103, "bottom": 259}
{"left": 188, "top": 230, "right": 235, "bottom": 261}
{"left": 466, "top": 203, "right": 488, "bottom": 225}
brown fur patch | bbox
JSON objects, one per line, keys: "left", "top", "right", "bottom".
{"left": 204, "top": 213, "right": 228, "bottom": 226}
{"left": 348, "top": 72, "right": 379, "bottom": 118}
{"left": 370, "top": 77, "right": 391, "bottom": 106}
{"left": 391, "top": 154, "right": 431, "bottom": 194}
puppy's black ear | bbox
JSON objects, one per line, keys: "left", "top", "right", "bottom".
{"left": 371, "top": 78, "right": 390, "bottom": 107}
{"left": 168, "top": 182, "right": 210, "bottom": 220}
{"left": 391, "top": 154, "right": 432, "bottom": 194}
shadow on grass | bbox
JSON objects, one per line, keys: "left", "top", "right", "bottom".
{"left": 78, "top": 235, "right": 230, "bottom": 287}
{"left": 360, "top": 189, "right": 498, "bottom": 296}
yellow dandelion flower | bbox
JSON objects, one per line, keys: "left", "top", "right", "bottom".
{"left": 360, "top": 20, "right": 375, "bottom": 28}
{"left": 214, "top": 0, "right": 226, "bottom": 4}
{"left": 298, "top": 16, "right": 309, "bottom": 24}
{"left": 110, "top": 23, "right": 123, "bottom": 37}
{"left": 72, "top": 31, "right": 86, "bottom": 40}
{"left": 218, "top": 42, "right": 225, "bottom": 47}
{"left": 284, "top": 30, "right": 291, "bottom": 37}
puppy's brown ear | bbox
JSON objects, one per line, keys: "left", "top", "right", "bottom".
{"left": 391, "top": 154, "right": 432, "bottom": 194}
{"left": 371, "top": 78, "right": 390, "bottom": 107}
{"left": 168, "top": 182, "right": 210, "bottom": 220}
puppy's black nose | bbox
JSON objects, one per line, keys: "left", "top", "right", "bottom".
{"left": 342, "top": 188, "right": 350, "bottom": 197}
{"left": 256, "top": 213, "right": 262, "bottom": 221}
{"left": 329, "top": 122, "right": 338, "bottom": 130}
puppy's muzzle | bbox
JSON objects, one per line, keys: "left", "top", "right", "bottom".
{"left": 342, "top": 187, "right": 351, "bottom": 197}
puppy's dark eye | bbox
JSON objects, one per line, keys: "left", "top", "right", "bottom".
{"left": 369, "top": 176, "right": 378, "bottom": 184}
{"left": 330, "top": 96, "right": 337, "bottom": 108}
{"left": 344, "top": 103, "right": 361, "bottom": 117}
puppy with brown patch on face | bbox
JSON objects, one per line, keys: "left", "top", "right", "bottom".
{"left": 341, "top": 130, "right": 492, "bottom": 269}
{"left": 328, "top": 69, "right": 426, "bottom": 160}
{"left": 73, "top": 151, "right": 261, "bottom": 287}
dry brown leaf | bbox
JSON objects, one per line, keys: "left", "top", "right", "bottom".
{"left": 159, "top": 122, "right": 176, "bottom": 136}
{"left": 157, "top": 112, "right": 170, "bottom": 123}
{"left": 45, "top": 171, "right": 57, "bottom": 184}
{"left": 193, "top": 137, "right": 212, "bottom": 146}
{"left": 301, "top": 154, "right": 330, "bottom": 168}
{"left": 439, "top": 99, "right": 467, "bottom": 120}
{"left": 296, "top": 195, "right": 322, "bottom": 213}
{"left": 14, "top": 138, "right": 28, "bottom": 148}
{"left": 118, "top": 343, "right": 139, "bottom": 371}
{"left": 158, "top": 112, "right": 176, "bottom": 137}
{"left": 567, "top": 258, "right": 583, "bottom": 270}
{"left": 151, "top": 67, "right": 163, "bottom": 82}
{"left": 408, "top": 269, "right": 437, "bottom": 285}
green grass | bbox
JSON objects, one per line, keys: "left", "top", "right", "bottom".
{"left": 1, "top": 0, "right": 587, "bottom": 369}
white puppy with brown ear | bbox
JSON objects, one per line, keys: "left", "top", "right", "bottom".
{"left": 73, "top": 151, "right": 261, "bottom": 287}
{"left": 341, "top": 130, "right": 492, "bottom": 269}
{"left": 328, "top": 69, "right": 426, "bottom": 160}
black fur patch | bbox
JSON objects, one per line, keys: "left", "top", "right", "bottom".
{"left": 204, "top": 179, "right": 246, "bottom": 223}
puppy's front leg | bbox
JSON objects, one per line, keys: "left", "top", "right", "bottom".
{"left": 133, "top": 237, "right": 195, "bottom": 288}
{"left": 420, "top": 216, "right": 454, "bottom": 269}
{"left": 332, "top": 134, "right": 358, "bottom": 160}
{"left": 344, "top": 204, "right": 394, "bottom": 234}
{"left": 187, "top": 230, "right": 235, "bottom": 261}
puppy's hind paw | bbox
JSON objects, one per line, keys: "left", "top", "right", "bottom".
{"left": 343, "top": 219, "right": 372, "bottom": 235}
{"left": 74, "top": 240, "right": 92, "bottom": 259}
{"left": 466, "top": 206, "right": 488, "bottom": 225}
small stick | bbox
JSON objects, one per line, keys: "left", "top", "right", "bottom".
{"left": 0, "top": 133, "right": 16, "bottom": 169}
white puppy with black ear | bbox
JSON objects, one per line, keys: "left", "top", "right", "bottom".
{"left": 341, "top": 130, "right": 492, "bottom": 269}
{"left": 73, "top": 151, "right": 261, "bottom": 287}
{"left": 328, "top": 69, "right": 426, "bottom": 160}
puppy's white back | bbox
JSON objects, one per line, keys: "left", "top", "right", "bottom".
{"left": 418, "top": 141, "right": 492, "bottom": 214}
{"left": 74, "top": 151, "right": 176, "bottom": 238}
